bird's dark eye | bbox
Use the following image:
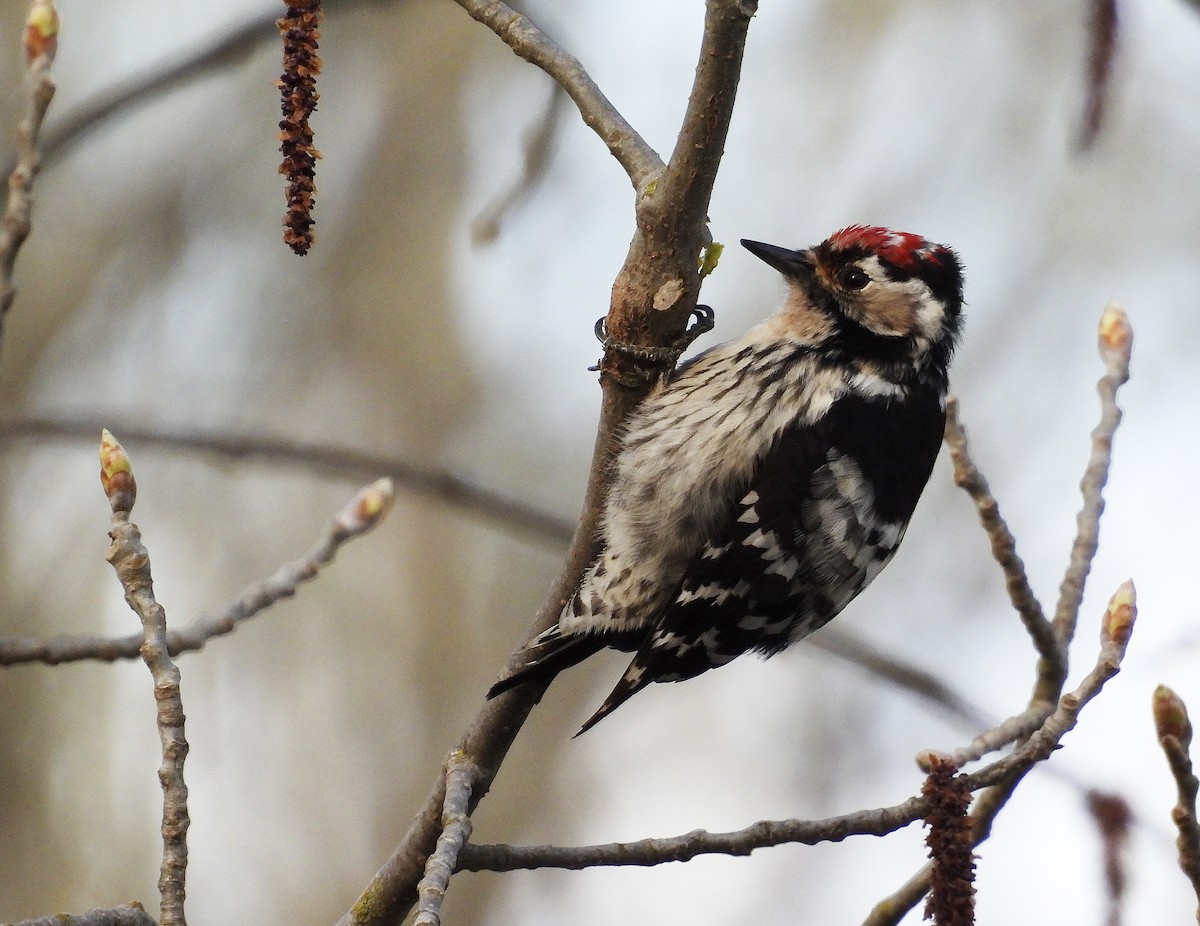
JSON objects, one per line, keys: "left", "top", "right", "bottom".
{"left": 838, "top": 266, "right": 870, "bottom": 290}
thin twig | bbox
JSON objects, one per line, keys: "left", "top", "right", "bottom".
{"left": 941, "top": 703, "right": 1054, "bottom": 768}
{"left": 944, "top": 396, "right": 1057, "bottom": 667}
{"left": 9, "top": 904, "right": 158, "bottom": 926}
{"left": 471, "top": 83, "right": 567, "bottom": 244}
{"left": 865, "top": 580, "right": 1137, "bottom": 926}
{"left": 1152, "top": 685, "right": 1200, "bottom": 916}
{"left": 0, "top": 1, "right": 58, "bottom": 351}
{"left": 0, "top": 476, "right": 394, "bottom": 667}
{"left": 461, "top": 584, "right": 1135, "bottom": 878}
{"left": 810, "top": 627, "right": 994, "bottom": 731}
{"left": 413, "top": 758, "right": 480, "bottom": 926}
{"left": 99, "top": 431, "right": 188, "bottom": 926}
{"left": 459, "top": 798, "right": 931, "bottom": 872}
{"left": 0, "top": 416, "right": 572, "bottom": 545}
{"left": 451, "top": 0, "right": 662, "bottom": 189}
{"left": 872, "top": 307, "right": 1133, "bottom": 922}
{"left": 1051, "top": 303, "right": 1132, "bottom": 658}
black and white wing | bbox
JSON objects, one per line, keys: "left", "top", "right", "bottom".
{"left": 576, "top": 387, "right": 945, "bottom": 734}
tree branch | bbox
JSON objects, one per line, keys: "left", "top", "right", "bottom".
{"left": 0, "top": 3, "right": 57, "bottom": 353}
{"left": 944, "top": 396, "right": 1058, "bottom": 669}
{"left": 451, "top": 0, "right": 662, "bottom": 189}
{"left": 1051, "top": 303, "right": 1131, "bottom": 661}
{"left": 99, "top": 431, "right": 189, "bottom": 926}
{"left": 412, "top": 758, "right": 479, "bottom": 926}
{"left": 864, "top": 581, "right": 1137, "bottom": 926}
{"left": 0, "top": 476, "right": 394, "bottom": 667}
{"left": 10, "top": 905, "right": 158, "bottom": 926}
{"left": 1152, "top": 685, "right": 1200, "bottom": 915}
{"left": 457, "top": 583, "right": 1134, "bottom": 878}
{"left": 0, "top": 416, "right": 571, "bottom": 546}
{"left": 336, "top": 4, "right": 757, "bottom": 924}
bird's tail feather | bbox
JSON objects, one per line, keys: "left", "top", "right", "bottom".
{"left": 487, "top": 626, "right": 607, "bottom": 699}
{"left": 574, "top": 667, "right": 653, "bottom": 736}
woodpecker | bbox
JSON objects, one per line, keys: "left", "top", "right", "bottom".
{"left": 489, "top": 225, "right": 964, "bottom": 734}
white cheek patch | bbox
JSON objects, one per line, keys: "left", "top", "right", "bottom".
{"left": 854, "top": 255, "right": 943, "bottom": 339}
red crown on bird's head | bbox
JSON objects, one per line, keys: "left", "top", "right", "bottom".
{"left": 829, "top": 225, "right": 953, "bottom": 270}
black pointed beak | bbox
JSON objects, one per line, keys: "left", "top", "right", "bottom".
{"left": 740, "top": 239, "right": 812, "bottom": 279}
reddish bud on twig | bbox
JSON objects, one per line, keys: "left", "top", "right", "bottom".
{"left": 23, "top": 0, "right": 58, "bottom": 67}
{"left": 99, "top": 428, "right": 136, "bottom": 513}
{"left": 277, "top": 0, "right": 323, "bottom": 256}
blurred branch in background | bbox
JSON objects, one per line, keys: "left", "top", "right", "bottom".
{"left": 1078, "top": 0, "right": 1119, "bottom": 151}
{"left": 471, "top": 82, "right": 567, "bottom": 244}
{"left": 0, "top": 416, "right": 567, "bottom": 544}
{"left": 0, "top": 469, "right": 395, "bottom": 666}
{"left": 0, "top": 0, "right": 58, "bottom": 353}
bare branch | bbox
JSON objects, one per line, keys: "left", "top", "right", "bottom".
{"left": 99, "top": 431, "right": 188, "bottom": 926}
{"left": 462, "top": 584, "right": 1134, "bottom": 880}
{"left": 451, "top": 0, "right": 662, "bottom": 188}
{"left": 413, "top": 759, "right": 479, "bottom": 926}
{"left": 1152, "top": 685, "right": 1200, "bottom": 915}
{"left": 867, "top": 305, "right": 1135, "bottom": 922}
{"left": 459, "top": 798, "right": 931, "bottom": 872}
{"left": 10, "top": 904, "right": 158, "bottom": 926}
{"left": 810, "top": 627, "right": 994, "bottom": 731}
{"left": 471, "top": 83, "right": 567, "bottom": 244}
{"left": 0, "top": 1, "right": 57, "bottom": 351}
{"left": 0, "top": 416, "right": 572, "bottom": 545}
{"left": 0, "top": 477, "right": 394, "bottom": 667}
{"left": 337, "top": 6, "right": 758, "bottom": 924}
{"left": 867, "top": 581, "right": 1137, "bottom": 926}
{"left": 600, "top": 0, "right": 756, "bottom": 382}
{"left": 944, "top": 396, "right": 1057, "bottom": 669}
{"left": 1051, "top": 303, "right": 1132, "bottom": 653}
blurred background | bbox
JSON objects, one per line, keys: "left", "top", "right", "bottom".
{"left": 1, "top": 0, "right": 1198, "bottom": 923}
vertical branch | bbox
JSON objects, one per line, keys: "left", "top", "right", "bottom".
{"left": 601, "top": 0, "right": 758, "bottom": 381}
{"left": 0, "top": 0, "right": 58, "bottom": 349}
{"left": 100, "top": 431, "right": 190, "bottom": 926}
{"left": 1078, "top": 0, "right": 1119, "bottom": 150}
{"left": 1051, "top": 302, "right": 1131, "bottom": 654}
{"left": 336, "top": 5, "right": 758, "bottom": 925}
{"left": 1152, "top": 685, "right": 1200, "bottom": 916}
{"left": 944, "top": 397, "right": 1057, "bottom": 670}
{"left": 412, "top": 758, "right": 480, "bottom": 926}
